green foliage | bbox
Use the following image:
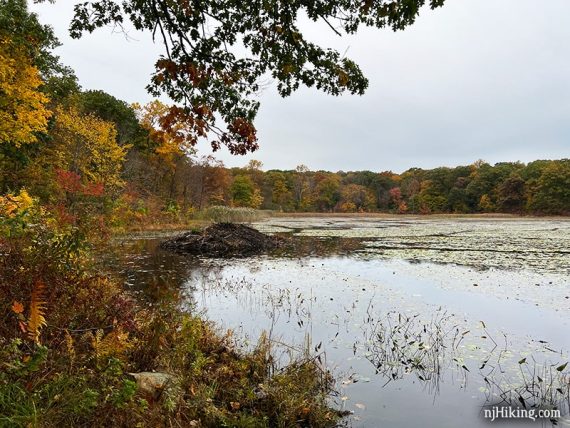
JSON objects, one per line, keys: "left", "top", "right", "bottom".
{"left": 231, "top": 175, "right": 262, "bottom": 208}
{"left": 110, "top": 379, "right": 138, "bottom": 409}
{"left": 528, "top": 161, "right": 570, "bottom": 214}
{"left": 77, "top": 90, "right": 149, "bottom": 149}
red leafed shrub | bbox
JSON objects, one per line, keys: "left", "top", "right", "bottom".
{"left": 56, "top": 169, "right": 82, "bottom": 193}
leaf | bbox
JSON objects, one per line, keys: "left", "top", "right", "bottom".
{"left": 556, "top": 362, "right": 568, "bottom": 372}
{"left": 27, "top": 280, "right": 47, "bottom": 345}
{"left": 18, "top": 321, "right": 27, "bottom": 333}
{"left": 11, "top": 301, "right": 24, "bottom": 314}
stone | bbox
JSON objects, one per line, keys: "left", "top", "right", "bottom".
{"left": 127, "top": 372, "right": 176, "bottom": 400}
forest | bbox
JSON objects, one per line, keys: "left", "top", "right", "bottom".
{"left": 2, "top": 0, "right": 569, "bottom": 226}
{"left": 1, "top": 0, "right": 569, "bottom": 426}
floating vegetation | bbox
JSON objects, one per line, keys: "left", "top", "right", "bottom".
{"left": 363, "top": 309, "right": 570, "bottom": 422}
{"left": 256, "top": 217, "right": 570, "bottom": 274}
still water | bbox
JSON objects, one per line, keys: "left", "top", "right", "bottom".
{"left": 111, "top": 217, "right": 570, "bottom": 427}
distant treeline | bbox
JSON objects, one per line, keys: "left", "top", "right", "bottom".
{"left": 2, "top": 72, "right": 568, "bottom": 219}
{"left": 222, "top": 159, "right": 570, "bottom": 215}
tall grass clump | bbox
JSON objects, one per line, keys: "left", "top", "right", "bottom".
{"left": 199, "top": 206, "right": 269, "bottom": 223}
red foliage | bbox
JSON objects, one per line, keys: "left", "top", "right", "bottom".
{"left": 83, "top": 182, "right": 105, "bottom": 197}
{"left": 56, "top": 169, "right": 105, "bottom": 197}
{"left": 53, "top": 203, "right": 77, "bottom": 226}
{"left": 56, "top": 169, "right": 82, "bottom": 193}
{"left": 389, "top": 187, "right": 402, "bottom": 203}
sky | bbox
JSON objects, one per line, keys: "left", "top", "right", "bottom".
{"left": 29, "top": 0, "right": 570, "bottom": 173}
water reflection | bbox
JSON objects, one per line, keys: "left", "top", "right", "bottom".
{"left": 105, "top": 223, "right": 570, "bottom": 427}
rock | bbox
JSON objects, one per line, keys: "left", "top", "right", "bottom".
{"left": 127, "top": 372, "right": 177, "bottom": 400}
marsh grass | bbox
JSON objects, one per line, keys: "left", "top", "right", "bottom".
{"left": 198, "top": 206, "right": 270, "bottom": 224}
{"left": 482, "top": 357, "right": 570, "bottom": 419}
{"left": 362, "top": 308, "right": 569, "bottom": 421}
{"left": 363, "top": 309, "right": 465, "bottom": 393}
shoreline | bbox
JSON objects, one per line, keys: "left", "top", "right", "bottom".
{"left": 270, "top": 212, "right": 570, "bottom": 220}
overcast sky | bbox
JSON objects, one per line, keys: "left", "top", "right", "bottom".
{"left": 29, "top": 0, "right": 570, "bottom": 173}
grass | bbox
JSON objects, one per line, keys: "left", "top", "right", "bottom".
{"left": 197, "top": 206, "right": 270, "bottom": 224}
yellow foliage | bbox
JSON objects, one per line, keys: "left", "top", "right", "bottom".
{"left": 134, "top": 100, "right": 193, "bottom": 168}
{"left": 479, "top": 194, "right": 494, "bottom": 212}
{"left": 49, "top": 107, "right": 128, "bottom": 190}
{"left": 0, "top": 189, "right": 35, "bottom": 218}
{"left": 250, "top": 188, "right": 263, "bottom": 209}
{"left": 28, "top": 280, "right": 47, "bottom": 345}
{"left": 88, "top": 327, "right": 132, "bottom": 362}
{"left": 0, "top": 37, "right": 51, "bottom": 145}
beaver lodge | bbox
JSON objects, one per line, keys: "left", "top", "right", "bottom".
{"left": 160, "top": 223, "right": 280, "bottom": 257}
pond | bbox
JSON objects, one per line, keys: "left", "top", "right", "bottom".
{"left": 110, "top": 216, "right": 570, "bottom": 427}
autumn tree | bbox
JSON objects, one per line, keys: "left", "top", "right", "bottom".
{"left": 133, "top": 100, "right": 197, "bottom": 202}
{"left": 497, "top": 174, "right": 526, "bottom": 213}
{"left": 0, "top": 0, "right": 80, "bottom": 191}
{"left": 313, "top": 173, "right": 341, "bottom": 212}
{"left": 267, "top": 171, "right": 293, "bottom": 211}
{"left": 293, "top": 165, "right": 311, "bottom": 210}
{"left": 185, "top": 156, "right": 231, "bottom": 210}
{"left": 41, "top": 0, "right": 446, "bottom": 155}
{"left": 47, "top": 107, "right": 127, "bottom": 191}
{"left": 0, "top": 37, "right": 51, "bottom": 147}
{"left": 339, "top": 184, "right": 375, "bottom": 212}
{"left": 0, "top": 0, "right": 53, "bottom": 146}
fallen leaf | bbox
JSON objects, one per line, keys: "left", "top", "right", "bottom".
{"left": 11, "top": 301, "right": 24, "bottom": 314}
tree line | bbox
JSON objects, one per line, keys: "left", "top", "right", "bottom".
{"left": 238, "top": 159, "right": 570, "bottom": 215}
{"left": 1, "top": 0, "right": 568, "bottom": 223}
